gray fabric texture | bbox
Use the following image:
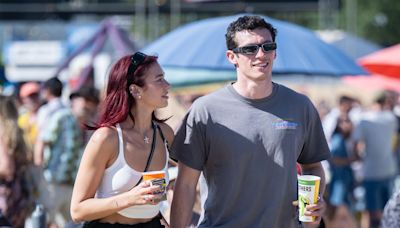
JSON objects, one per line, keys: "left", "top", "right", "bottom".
{"left": 352, "top": 110, "right": 398, "bottom": 180}
{"left": 171, "top": 82, "right": 330, "bottom": 228}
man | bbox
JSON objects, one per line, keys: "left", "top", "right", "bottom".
{"left": 34, "top": 77, "right": 66, "bottom": 166}
{"left": 37, "top": 86, "right": 99, "bottom": 227}
{"left": 68, "top": 86, "right": 100, "bottom": 141}
{"left": 170, "top": 15, "right": 330, "bottom": 228}
{"left": 353, "top": 93, "right": 398, "bottom": 228}
{"left": 18, "top": 82, "right": 42, "bottom": 151}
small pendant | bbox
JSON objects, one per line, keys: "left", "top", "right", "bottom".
{"left": 144, "top": 136, "right": 150, "bottom": 144}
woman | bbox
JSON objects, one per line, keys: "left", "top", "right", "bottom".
{"left": 326, "top": 114, "right": 358, "bottom": 228}
{"left": 0, "top": 95, "right": 33, "bottom": 228}
{"left": 70, "top": 52, "right": 174, "bottom": 227}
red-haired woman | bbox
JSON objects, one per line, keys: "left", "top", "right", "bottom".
{"left": 70, "top": 52, "right": 174, "bottom": 227}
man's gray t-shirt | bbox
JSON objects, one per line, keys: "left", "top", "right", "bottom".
{"left": 171, "top": 83, "right": 330, "bottom": 228}
{"left": 352, "top": 110, "right": 398, "bottom": 180}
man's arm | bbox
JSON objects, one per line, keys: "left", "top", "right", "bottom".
{"left": 170, "top": 162, "right": 201, "bottom": 228}
{"left": 33, "top": 139, "right": 45, "bottom": 166}
{"left": 300, "top": 162, "right": 326, "bottom": 228}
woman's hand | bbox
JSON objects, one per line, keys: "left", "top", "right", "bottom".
{"left": 126, "top": 181, "right": 164, "bottom": 206}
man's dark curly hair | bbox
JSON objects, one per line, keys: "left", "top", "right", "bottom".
{"left": 225, "top": 15, "right": 277, "bottom": 51}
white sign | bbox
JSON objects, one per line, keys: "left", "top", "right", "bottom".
{"left": 5, "top": 41, "right": 66, "bottom": 81}
{"left": 7, "top": 41, "right": 65, "bottom": 66}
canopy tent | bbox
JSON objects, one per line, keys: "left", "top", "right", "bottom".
{"left": 316, "top": 30, "right": 382, "bottom": 60}
{"left": 53, "top": 18, "right": 136, "bottom": 90}
{"left": 358, "top": 44, "right": 400, "bottom": 78}
{"left": 142, "top": 14, "right": 367, "bottom": 87}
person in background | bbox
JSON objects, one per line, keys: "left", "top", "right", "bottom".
{"left": 323, "top": 95, "right": 355, "bottom": 143}
{"left": 380, "top": 90, "right": 400, "bottom": 175}
{"left": 353, "top": 92, "right": 398, "bottom": 228}
{"left": 70, "top": 52, "right": 174, "bottom": 227}
{"left": 0, "top": 95, "right": 34, "bottom": 228}
{"left": 18, "top": 81, "right": 42, "bottom": 152}
{"left": 381, "top": 186, "right": 400, "bottom": 228}
{"left": 37, "top": 86, "right": 100, "bottom": 227}
{"left": 34, "top": 77, "right": 66, "bottom": 166}
{"left": 68, "top": 86, "right": 100, "bottom": 141}
{"left": 32, "top": 77, "right": 66, "bottom": 227}
{"left": 326, "top": 114, "right": 358, "bottom": 228}
{"left": 170, "top": 15, "right": 330, "bottom": 228}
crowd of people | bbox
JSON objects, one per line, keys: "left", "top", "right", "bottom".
{"left": 320, "top": 91, "right": 400, "bottom": 228}
{"left": 0, "top": 15, "right": 400, "bottom": 228}
{"left": 0, "top": 78, "right": 100, "bottom": 227}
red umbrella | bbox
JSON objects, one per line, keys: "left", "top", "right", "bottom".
{"left": 342, "top": 74, "right": 400, "bottom": 93}
{"left": 358, "top": 44, "right": 400, "bottom": 78}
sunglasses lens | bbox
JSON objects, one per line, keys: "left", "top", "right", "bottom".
{"left": 240, "top": 45, "right": 259, "bottom": 54}
{"left": 261, "top": 43, "right": 277, "bottom": 52}
{"left": 132, "top": 52, "right": 146, "bottom": 64}
{"left": 128, "top": 52, "right": 146, "bottom": 76}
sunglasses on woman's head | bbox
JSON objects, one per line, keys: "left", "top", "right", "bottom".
{"left": 232, "top": 42, "right": 277, "bottom": 55}
{"left": 127, "top": 52, "right": 147, "bottom": 76}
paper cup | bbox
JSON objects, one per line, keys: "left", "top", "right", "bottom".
{"left": 298, "top": 175, "right": 320, "bottom": 222}
{"left": 142, "top": 170, "right": 167, "bottom": 202}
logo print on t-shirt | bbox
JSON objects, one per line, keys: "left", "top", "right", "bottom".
{"left": 273, "top": 119, "right": 298, "bottom": 130}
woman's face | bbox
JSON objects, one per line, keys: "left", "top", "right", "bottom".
{"left": 338, "top": 117, "right": 353, "bottom": 134}
{"left": 140, "top": 62, "right": 170, "bottom": 109}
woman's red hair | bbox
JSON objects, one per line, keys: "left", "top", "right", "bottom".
{"left": 90, "top": 54, "right": 159, "bottom": 130}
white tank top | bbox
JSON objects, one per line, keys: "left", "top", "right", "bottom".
{"left": 95, "top": 123, "right": 169, "bottom": 218}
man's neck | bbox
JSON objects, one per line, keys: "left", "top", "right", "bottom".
{"left": 233, "top": 77, "right": 273, "bottom": 99}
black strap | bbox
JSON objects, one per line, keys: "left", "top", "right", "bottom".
{"left": 156, "top": 124, "right": 166, "bottom": 144}
{"left": 135, "top": 121, "right": 157, "bottom": 186}
{"left": 156, "top": 123, "right": 176, "bottom": 163}
{"left": 143, "top": 121, "right": 157, "bottom": 172}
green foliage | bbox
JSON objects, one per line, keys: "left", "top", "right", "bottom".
{"left": 357, "top": 0, "right": 400, "bottom": 46}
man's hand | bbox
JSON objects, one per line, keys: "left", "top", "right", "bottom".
{"left": 292, "top": 197, "right": 326, "bottom": 228}
{"left": 303, "top": 197, "right": 326, "bottom": 228}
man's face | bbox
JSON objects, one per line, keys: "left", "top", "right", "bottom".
{"left": 340, "top": 101, "right": 353, "bottom": 113}
{"left": 227, "top": 28, "right": 276, "bottom": 82}
{"left": 21, "top": 93, "right": 41, "bottom": 112}
{"left": 71, "top": 97, "right": 98, "bottom": 123}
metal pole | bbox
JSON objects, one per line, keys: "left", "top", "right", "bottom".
{"left": 345, "top": 0, "right": 357, "bottom": 57}
{"left": 346, "top": 0, "right": 357, "bottom": 34}
{"left": 170, "top": 0, "right": 181, "bottom": 30}
{"left": 318, "top": 0, "right": 327, "bottom": 29}
{"left": 134, "top": 0, "right": 146, "bottom": 42}
{"left": 148, "top": 0, "right": 159, "bottom": 42}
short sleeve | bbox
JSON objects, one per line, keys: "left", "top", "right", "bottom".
{"left": 297, "top": 99, "right": 331, "bottom": 164}
{"left": 40, "top": 110, "right": 64, "bottom": 144}
{"left": 170, "top": 102, "right": 208, "bottom": 171}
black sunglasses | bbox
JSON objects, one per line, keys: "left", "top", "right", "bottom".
{"left": 127, "top": 52, "right": 147, "bottom": 76}
{"left": 232, "top": 42, "right": 277, "bottom": 55}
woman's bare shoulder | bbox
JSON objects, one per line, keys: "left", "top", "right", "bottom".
{"left": 158, "top": 122, "right": 174, "bottom": 145}
{"left": 87, "top": 126, "right": 119, "bottom": 155}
